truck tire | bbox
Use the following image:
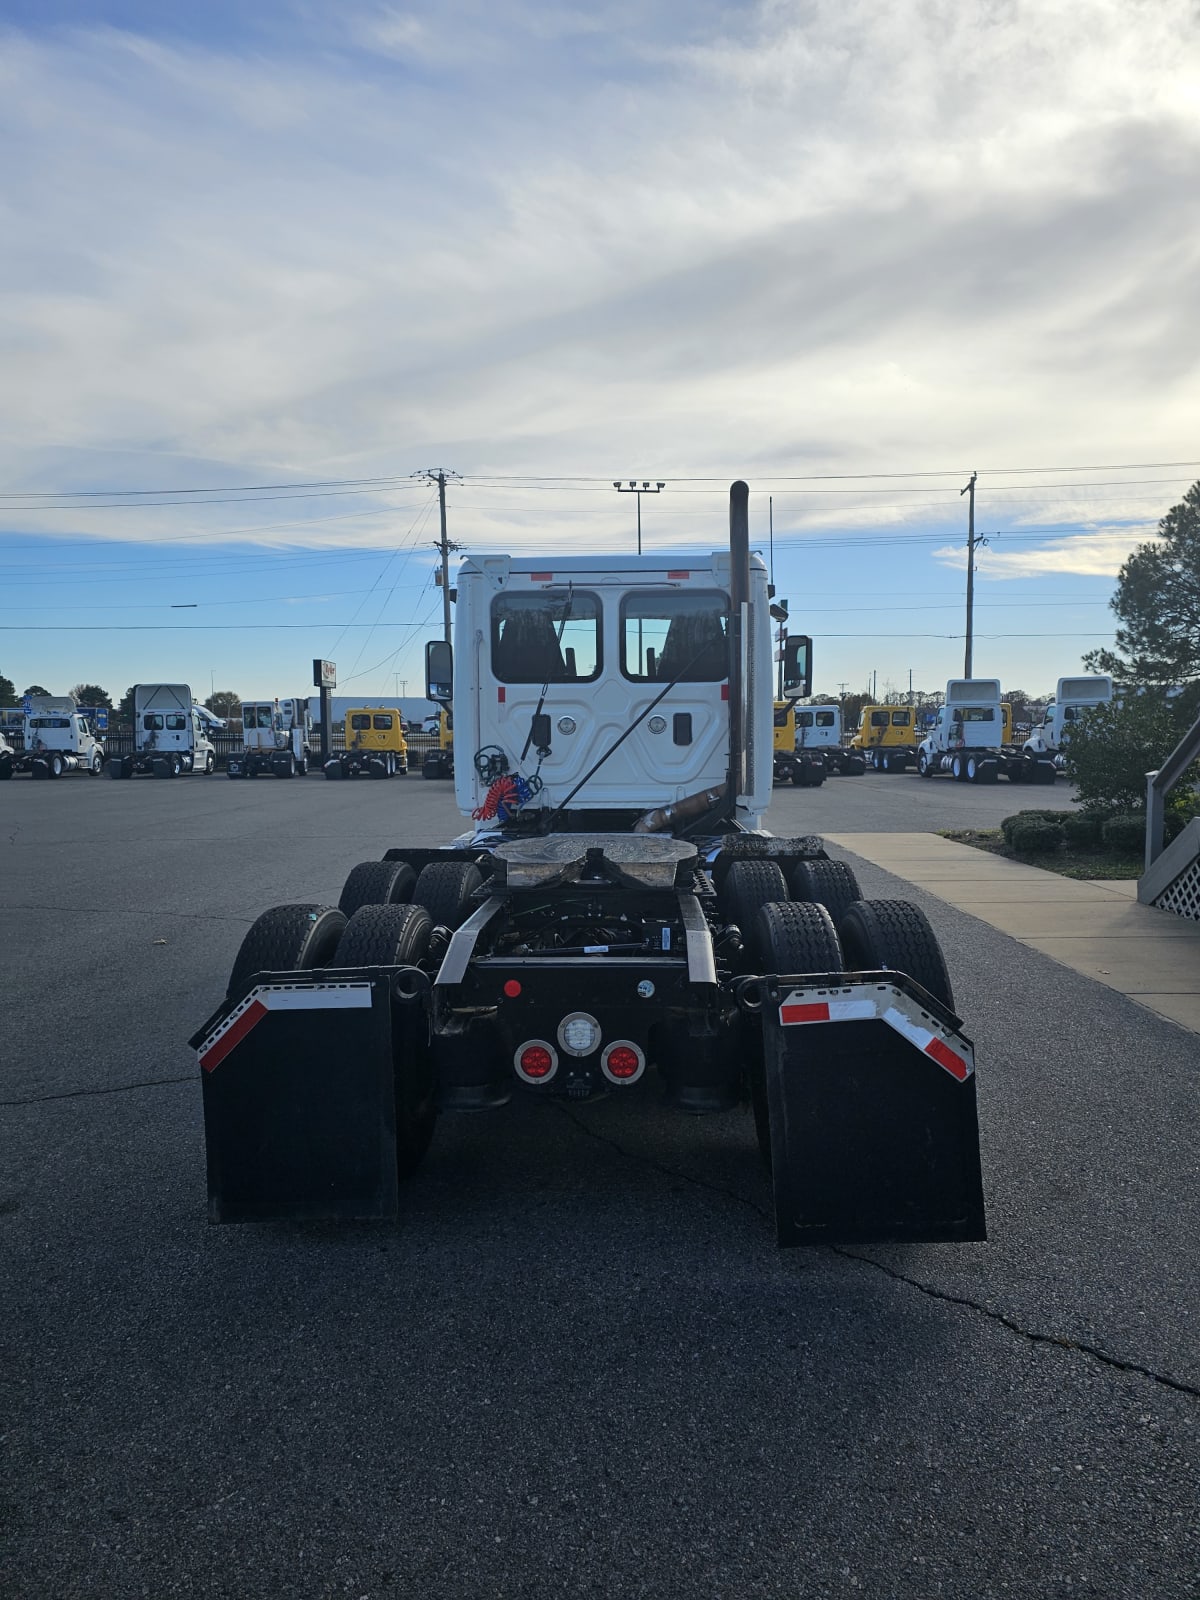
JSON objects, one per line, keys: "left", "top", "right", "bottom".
{"left": 788, "top": 858, "right": 862, "bottom": 926}
{"left": 48, "top": 754, "right": 64, "bottom": 779}
{"left": 324, "top": 759, "right": 344, "bottom": 780}
{"left": 966, "top": 755, "right": 980, "bottom": 782}
{"left": 369, "top": 757, "right": 389, "bottom": 780}
{"left": 276, "top": 753, "right": 296, "bottom": 779}
{"left": 412, "top": 861, "right": 484, "bottom": 930}
{"left": 918, "top": 750, "right": 933, "bottom": 777}
{"left": 0, "top": 758, "right": 11, "bottom": 780}
{"left": 750, "top": 901, "right": 844, "bottom": 1167}
{"left": 845, "top": 755, "right": 865, "bottom": 776}
{"left": 90, "top": 752, "right": 103, "bottom": 775}
{"left": 951, "top": 753, "right": 967, "bottom": 782}
{"left": 333, "top": 903, "right": 433, "bottom": 967}
{"left": 202, "top": 752, "right": 214, "bottom": 775}
{"left": 338, "top": 859, "right": 418, "bottom": 918}
{"left": 719, "top": 860, "right": 790, "bottom": 963}
{"left": 226, "top": 904, "right": 347, "bottom": 998}
{"left": 838, "top": 899, "right": 955, "bottom": 1011}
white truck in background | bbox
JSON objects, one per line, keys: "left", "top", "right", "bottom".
{"left": 794, "top": 704, "right": 865, "bottom": 776}
{"left": 227, "top": 697, "right": 313, "bottom": 779}
{"left": 917, "top": 679, "right": 1058, "bottom": 784}
{"left": 107, "top": 684, "right": 216, "bottom": 778}
{"left": 1, "top": 695, "right": 105, "bottom": 779}
{"left": 1022, "top": 675, "right": 1113, "bottom": 771}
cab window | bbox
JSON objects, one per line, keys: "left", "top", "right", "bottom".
{"left": 621, "top": 591, "right": 727, "bottom": 682}
{"left": 373, "top": 714, "right": 393, "bottom": 731}
{"left": 815, "top": 711, "right": 835, "bottom": 728}
{"left": 350, "top": 714, "right": 372, "bottom": 731}
{"left": 166, "top": 714, "right": 187, "bottom": 731}
{"left": 797, "top": 712, "right": 814, "bottom": 728}
{"left": 491, "top": 591, "right": 600, "bottom": 684}
{"left": 962, "top": 707, "right": 995, "bottom": 723}
{"left": 143, "top": 714, "right": 164, "bottom": 730}
{"left": 870, "top": 710, "right": 888, "bottom": 727}
{"left": 773, "top": 707, "right": 790, "bottom": 728}
{"left": 892, "top": 711, "right": 910, "bottom": 726}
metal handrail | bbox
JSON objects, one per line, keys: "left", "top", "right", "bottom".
{"left": 1145, "top": 711, "right": 1200, "bottom": 870}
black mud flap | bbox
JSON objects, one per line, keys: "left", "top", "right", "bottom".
{"left": 192, "top": 973, "right": 399, "bottom": 1223}
{"left": 759, "top": 975, "right": 986, "bottom": 1246}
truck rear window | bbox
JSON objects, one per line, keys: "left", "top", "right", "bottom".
{"left": 491, "top": 592, "right": 600, "bottom": 683}
{"left": 350, "top": 714, "right": 372, "bottom": 730}
{"left": 815, "top": 711, "right": 835, "bottom": 727}
{"left": 621, "top": 591, "right": 728, "bottom": 683}
{"left": 373, "top": 715, "right": 393, "bottom": 731}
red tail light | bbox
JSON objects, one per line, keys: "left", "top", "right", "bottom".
{"left": 514, "top": 1040, "right": 558, "bottom": 1085}
{"left": 601, "top": 1040, "right": 645, "bottom": 1086}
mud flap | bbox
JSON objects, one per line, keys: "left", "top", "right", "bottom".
{"left": 759, "top": 976, "right": 986, "bottom": 1246}
{"left": 192, "top": 974, "right": 399, "bottom": 1223}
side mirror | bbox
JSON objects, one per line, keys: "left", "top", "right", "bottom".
{"left": 782, "top": 634, "right": 812, "bottom": 698}
{"left": 425, "top": 639, "right": 453, "bottom": 704}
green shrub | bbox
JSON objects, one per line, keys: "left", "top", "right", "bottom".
{"left": 1008, "top": 817, "right": 1065, "bottom": 854}
{"left": 1000, "top": 810, "right": 1062, "bottom": 845}
{"left": 1101, "top": 813, "right": 1145, "bottom": 854}
{"left": 1061, "top": 812, "right": 1105, "bottom": 849}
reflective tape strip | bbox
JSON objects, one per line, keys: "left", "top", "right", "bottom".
{"left": 197, "top": 983, "right": 373, "bottom": 1072}
{"left": 778, "top": 982, "right": 974, "bottom": 1081}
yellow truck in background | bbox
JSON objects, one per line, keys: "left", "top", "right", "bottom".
{"left": 849, "top": 705, "right": 921, "bottom": 772}
{"left": 323, "top": 706, "right": 409, "bottom": 780}
{"left": 421, "top": 707, "right": 454, "bottom": 780}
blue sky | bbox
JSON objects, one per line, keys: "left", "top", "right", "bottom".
{"left": 2, "top": 0, "right": 1198, "bottom": 705}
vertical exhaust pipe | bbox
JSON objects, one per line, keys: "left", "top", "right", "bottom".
{"left": 727, "top": 480, "right": 750, "bottom": 810}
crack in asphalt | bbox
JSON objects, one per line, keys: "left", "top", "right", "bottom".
{"left": 558, "top": 1104, "right": 1200, "bottom": 1403}
{"left": 0, "top": 1073, "right": 194, "bottom": 1108}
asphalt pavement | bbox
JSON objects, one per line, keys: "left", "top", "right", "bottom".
{"left": 3, "top": 769, "right": 1197, "bottom": 1600}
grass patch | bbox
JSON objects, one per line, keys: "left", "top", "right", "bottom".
{"left": 939, "top": 828, "right": 1143, "bottom": 880}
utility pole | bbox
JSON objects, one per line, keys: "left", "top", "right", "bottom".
{"left": 769, "top": 495, "right": 774, "bottom": 585}
{"left": 961, "top": 471, "right": 978, "bottom": 677}
{"left": 415, "top": 468, "right": 462, "bottom": 644}
{"left": 613, "top": 479, "right": 666, "bottom": 554}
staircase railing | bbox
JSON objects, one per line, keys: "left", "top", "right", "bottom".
{"left": 1145, "top": 711, "right": 1200, "bottom": 870}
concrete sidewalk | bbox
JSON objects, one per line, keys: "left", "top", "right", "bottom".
{"left": 825, "top": 832, "right": 1200, "bottom": 1036}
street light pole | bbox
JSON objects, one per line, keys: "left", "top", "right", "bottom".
{"left": 613, "top": 479, "right": 666, "bottom": 554}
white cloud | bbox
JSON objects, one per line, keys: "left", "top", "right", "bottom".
{"left": 0, "top": 0, "right": 1196, "bottom": 529}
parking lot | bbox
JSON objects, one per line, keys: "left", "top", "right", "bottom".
{"left": 3, "top": 771, "right": 1197, "bottom": 1599}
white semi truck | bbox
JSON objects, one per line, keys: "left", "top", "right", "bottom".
{"left": 1022, "top": 675, "right": 1113, "bottom": 771}
{"left": 227, "top": 697, "right": 313, "bottom": 779}
{"left": 794, "top": 704, "right": 865, "bottom": 776}
{"left": 1, "top": 695, "right": 105, "bottom": 778}
{"left": 192, "top": 482, "right": 985, "bottom": 1249}
{"left": 917, "top": 679, "right": 1058, "bottom": 784}
{"left": 107, "top": 685, "right": 216, "bottom": 778}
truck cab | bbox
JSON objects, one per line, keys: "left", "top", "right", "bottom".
{"left": 19, "top": 696, "right": 105, "bottom": 777}
{"left": 228, "top": 699, "right": 309, "bottom": 779}
{"left": 448, "top": 551, "right": 774, "bottom": 828}
{"left": 324, "top": 708, "right": 408, "bottom": 779}
{"left": 1023, "top": 675, "right": 1113, "bottom": 763}
{"left": 109, "top": 685, "right": 214, "bottom": 778}
{"left": 850, "top": 705, "right": 919, "bottom": 771}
